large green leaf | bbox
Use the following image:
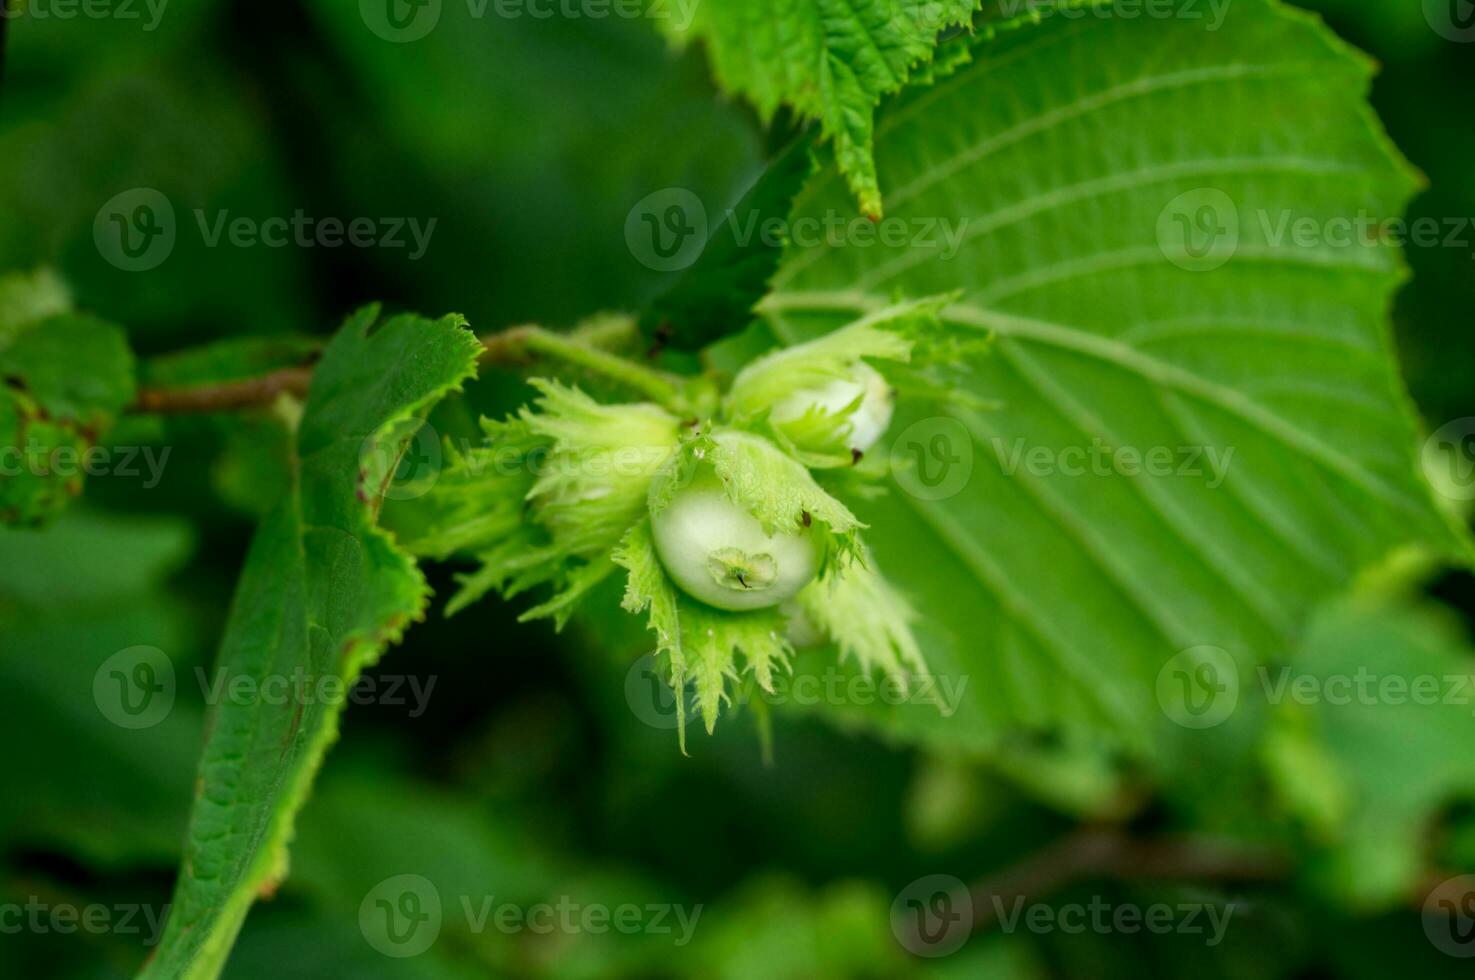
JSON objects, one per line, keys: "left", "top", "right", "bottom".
{"left": 139, "top": 307, "right": 481, "bottom": 980}
{"left": 665, "top": 0, "right": 977, "bottom": 218}
{"left": 758, "top": 0, "right": 1471, "bottom": 756}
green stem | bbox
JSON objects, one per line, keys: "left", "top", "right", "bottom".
{"left": 131, "top": 320, "right": 721, "bottom": 418}
{"left": 484, "top": 324, "right": 708, "bottom": 416}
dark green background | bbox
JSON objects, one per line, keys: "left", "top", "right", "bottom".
{"left": 1, "top": 0, "right": 1472, "bottom": 976}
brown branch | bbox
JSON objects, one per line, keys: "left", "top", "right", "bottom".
{"left": 130, "top": 366, "right": 314, "bottom": 415}
{"left": 966, "top": 827, "right": 1287, "bottom": 931}
{"left": 894, "top": 825, "right": 1288, "bottom": 952}
{"left": 129, "top": 319, "right": 648, "bottom": 416}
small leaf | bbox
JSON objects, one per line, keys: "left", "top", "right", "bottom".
{"left": 0, "top": 272, "right": 136, "bottom": 525}
{"left": 640, "top": 132, "right": 818, "bottom": 351}
{"left": 664, "top": 0, "right": 978, "bottom": 217}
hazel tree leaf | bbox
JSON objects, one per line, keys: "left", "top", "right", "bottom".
{"left": 139, "top": 307, "right": 481, "bottom": 980}
{"left": 640, "top": 131, "right": 817, "bottom": 352}
{"left": 0, "top": 267, "right": 70, "bottom": 341}
{"left": 0, "top": 271, "right": 136, "bottom": 525}
{"left": 663, "top": 0, "right": 978, "bottom": 218}
{"left": 756, "top": 0, "right": 1473, "bottom": 757}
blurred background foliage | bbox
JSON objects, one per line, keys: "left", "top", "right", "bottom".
{"left": 0, "top": 0, "right": 1472, "bottom": 976}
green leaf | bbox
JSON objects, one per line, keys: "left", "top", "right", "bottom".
{"left": 0, "top": 272, "right": 137, "bottom": 525}
{"left": 1264, "top": 596, "right": 1475, "bottom": 910}
{"left": 757, "top": 0, "right": 1471, "bottom": 756}
{"left": 665, "top": 0, "right": 978, "bottom": 218}
{"left": 0, "top": 267, "right": 70, "bottom": 342}
{"left": 139, "top": 307, "right": 481, "bottom": 980}
{"left": 640, "top": 132, "right": 818, "bottom": 352}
